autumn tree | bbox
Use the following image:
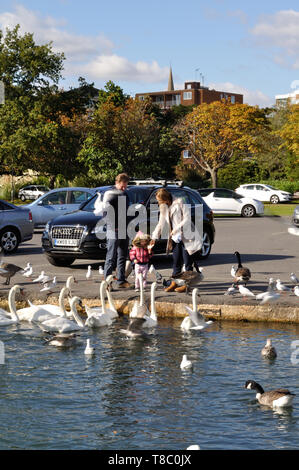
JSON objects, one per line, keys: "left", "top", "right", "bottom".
{"left": 174, "top": 100, "right": 271, "bottom": 187}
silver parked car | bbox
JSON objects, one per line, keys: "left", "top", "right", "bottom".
{"left": 0, "top": 199, "right": 33, "bottom": 253}
{"left": 24, "top": 187, "right": 96, "bottom": 228}
{"left": 292, "top": 205, "right": 299, "bottom": 227}
{"left": 18, "top": 185, "right": 49, "bottom": 201}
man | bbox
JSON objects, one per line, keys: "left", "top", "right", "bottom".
{"left": 103, "top": 173, "right": 132, "bottom": 288}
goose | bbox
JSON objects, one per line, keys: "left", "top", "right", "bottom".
{"left": 290, "top": 273, "right": 299, "bottom": 285}
{"left": 245, "top": 380, "right": 295, "bottom": 408}
{"left": 294, "top": 286, "right": 299, "bottom": 297}
{"left": 142, "top": 282, "right": 158, "bottom": 328}
{"left": 36, "top": 296, "right": 85, "bottom": 333}
{"left": 180, "top": 354, "right": 193, "bottom": 370}
{"left": 84, "top": 281, "right": 113, "bottom": 328}
{"left": 261, "top": 339, "right": 277, "bottom": 359}
{"left": 238, "top": 284, "right": 255, "bottom": 299}
{"left": 120, "top": 317, "right": 147, "bottom": 338}
{"left": 233, "top": 251, "right": 251, "bottom": 285}
{"left": 86, "top": 265, "right": 92, "bottom": 280}
{"left": 276, "top": 279, "right": 291, "bottom": 294}
{"left": 44, "top": 332, "right": 79, "bottom": 347}
{"left": 181, "top": 288, "right": 213, "bottom": 330}
{"left": 0, "top": 249, "right": 24, "bottom": 285}
{"left": 172, "top": 266, "right": 204, "bottom": 293}
{"left": 0, "top": 284, "right": 22, "bottom": 325}
{"left": 84, "top": 339, "right": 95, "bottom": 355}
{"left": 130, "top": 273, "right": 150, "bottom": 318}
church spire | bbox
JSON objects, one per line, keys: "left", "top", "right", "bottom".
{"left": 168, "top": 66, "right": 174, "bottom": 91}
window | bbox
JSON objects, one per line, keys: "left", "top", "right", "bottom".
{"left": 70, "top": 191, "right": 92, "bottom": 204}
{"left": 231, "top": 95, "right": 235, "bottom": 104}
{"left": 183, "top": 91, "right": 192, "bottom": 100}
{"left": 183, "top": 150, "right": 190, "bottom": 159}
{"left": 245, "top": 185, "right": 255, "bottom": 190}
{"left": 42, "top": 191, "right": 67, "bottom": 205}
{"left": 214, "top": 189, "right": 233, "bottom": 198}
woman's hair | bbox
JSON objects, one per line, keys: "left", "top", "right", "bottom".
{"left": 115, "top": 173, "right": 129, "bottom": 184}
{"left": 155, "top": 188, "right": 173, "bottom": 205}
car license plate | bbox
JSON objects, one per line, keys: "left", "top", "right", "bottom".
{"left": 54, "top": 239, "right": 79, "bottom": 247}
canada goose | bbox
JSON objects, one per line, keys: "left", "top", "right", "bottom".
{"left": 180, "top": 354, "right": 193, "bottom": 370}
{"left": 0, "top": 249, "right": 24, "bottom": 285}
{"left": 120, "top": 317, "right": 147, "bottom": 338}
{"left": 261, "top": 339, "right": 277, "bottom": 359}
{"left": 290, "top": 273, "right": 299, "bottom": 284}
{"left": 245, "top": 380, "right": 295, "bottom": 408}
{"left": 234, "top": 251, "right": 251, "bottom": 285}
{"left": 44, "top": 332, "right": 79, "bottom": 347}
{"left": 172, "top": 267, "right": 204, "bottom": 293}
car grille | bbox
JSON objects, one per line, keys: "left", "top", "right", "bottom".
{"left": 51, "top": 226, "right": 85, "bottom": 247}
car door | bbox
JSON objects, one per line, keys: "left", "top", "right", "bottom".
{"left": 34, "top": 190, "right": 69, "bottom": 225}
{"left": 255, "top": 185, "right": 271, "bottom": 202}
{"left": 212, "top": 189, "right": 239, "bottom": 214}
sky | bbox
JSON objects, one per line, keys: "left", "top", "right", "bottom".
{"left": 0, "top": 0, "right": 298, "bottom": 107}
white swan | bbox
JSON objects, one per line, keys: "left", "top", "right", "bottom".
{"left": 36, "top": 297, "right": 85, "bottom": 333}
{"left": 84, "top": 281, "right": 113, "bottom": 328}
{"left": 130, "top": 273, "right": 150, "bottom": 318}
{"left": 0, "top": 285, "right": 21, "bottom": 325}
{"left": 27, "top": 286, "right": 72, "bottom": 318}
{"left": 142, "top": 282, "right": 158, "bottom": 328}
{"left": 181, "top": 288, "right": 213, "bottom": 330}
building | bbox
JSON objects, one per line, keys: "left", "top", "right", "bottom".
{"left": 135, "top": 67, "right": 243, "bottom": 109}
{"left": 275, "top": 90, "right": 299, "bottom": 107}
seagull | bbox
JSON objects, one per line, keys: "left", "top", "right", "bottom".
{"left": 180, "top": 354, "right": 193, "bottom": 370}
{"left": 256, "top": 278, "right": 276, "bottom": 300}
{"left": 32, "top": 271, "right": 49, "bottom": 284}
{"left": 276, "top": 279, "right": 291, "bottom": 294}
{"left": 98, "top": 265, "right": 104, "bottom": 279}
{"left": 290, "top": 273, "right": 299, "bottom": 285}
{"left": 186, "top": 445, "right": 200, "bottom": 450}
{"left": 23, "top": 264, "right": 33, "bottom": 279}
{"left": 224, "top": 284, "right": 238, "bottom": 296}
{"left": 260, "top": 290, "right": 281, "bottom": 304}
{"left": 40, "top": 276, "right": 57, "bottom": 293}
{"left": 294, "top": 286, "right": 299, "bottom": 297}
{"left": 238, "top": 284, "right": 255, "bottom": 299}
{"left": 86, "top": 265, "right": 92, "bottom": 281}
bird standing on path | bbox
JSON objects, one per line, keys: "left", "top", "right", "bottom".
{"left": 0, "top": 248, "right": 24, "bottom": 285}
{"left": 233, "top": 251, "right": 251, "bottom": 286}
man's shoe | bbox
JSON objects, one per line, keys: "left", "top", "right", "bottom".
{"left": 164, "top": 281, "right": 177, "bottom": 292}
{"left": 175, "top": 285, "right": 187, "bottom": 293}
{"left": 118, "top": 281, "right": 132, "bottom": 288}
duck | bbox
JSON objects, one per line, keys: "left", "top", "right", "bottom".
{"left": 36, "top": 296, "right": 85, "bottom": 333}
{"left": 261, "top": 339, "right": 277, "bottom": 359}
{"left": 120, "top": 317, "right": 147, "bottom": 338}
{"left": 180, "top": 354, "right": 193, "bottom": 370}
{"left": 290, "top": 273, "right": 299, "bottom": 285}
{"left": 171, "top": 266, "right": 204, "bottom": 293}
{"left": 0, "top": 249, "right": 25, "bottom": 285}
{"left": 44, "top": 332, "right": 79, "bottom": 348}
{"left": 142, "top": 282, "right": 158, "bottom": 328}
{"left": 245, "top": 380, "right": 295, "bottom": 408}
{"left": 0, "top": 284, "right": 23, "bottom": 325}
{"left": 84, "top": 339, "right": 95, "bottom": 355}
{"left": 84, "top": 281, "right": 113, "bottom": 328}
{"left": 233, "top": 251, "right": 251, "bottom": 285}
{"left": 181, "top": 288, "right": 213, "bottom": 330}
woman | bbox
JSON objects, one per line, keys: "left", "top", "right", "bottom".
{"left": 150, "top": 188, "right": 202, "bottom": 292}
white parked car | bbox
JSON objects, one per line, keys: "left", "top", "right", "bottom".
{"left": 197, "top": 188, "right": 264, "bottom": 217}
{"left": 18, "top": 185, "right": 49, "bottom": 202}
{"left": 235, "top": 184, "right": 292, "bottom": 204}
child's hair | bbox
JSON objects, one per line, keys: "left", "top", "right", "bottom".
{"left": 132, "top": 231, "right": 151, "bottom": 248}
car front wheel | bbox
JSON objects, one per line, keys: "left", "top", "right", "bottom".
{"left": 20, "top": 194, "right": 26, "bottom": 202}
{"left": 0, "top": 228, "right": 20, "bottom": 253}
{"left": 270, "top": 195, "right": 280, "bottom": 204}
{"left": 241, "top": 204, "right": 256, "bottom": 217}
{"left": 46, "top": 255, "right": 75, "bottom": 267}
{"left": 196, "top": 230, "right": 212, "bottom": 259}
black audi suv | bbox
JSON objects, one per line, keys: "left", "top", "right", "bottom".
{"left": 42, "top": 184, "right": 215, "bottom": 266}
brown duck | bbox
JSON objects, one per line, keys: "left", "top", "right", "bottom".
{"left": 167, "top": 266, "right": 204, "bottom": 293}
{"left": 0, "top": 248, "right": 24, "bottom": 285}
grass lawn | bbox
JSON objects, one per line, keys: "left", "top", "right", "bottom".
{"left": 264, "top": 200, "right": 299, "bottom": 217}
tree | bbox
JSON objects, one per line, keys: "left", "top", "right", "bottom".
{"left": 97, "top": 80, "right": 130, "bottom": 107}
{"left": 278, "top": 104, "right": 299, "bottom": 156}
{"left": 174, "top": 100, "right": 271, "bottom": 187}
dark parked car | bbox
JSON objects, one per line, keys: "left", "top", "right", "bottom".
{"left": 42, "top": 184, "right": 215, "bottom": 266}
{"left": 0, "top": 199, "right": 33, "bottom": 252}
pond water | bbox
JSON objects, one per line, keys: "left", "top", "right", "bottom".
{"left": 0, "top": 317, "right": 298, "bottom": 450}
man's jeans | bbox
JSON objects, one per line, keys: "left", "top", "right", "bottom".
{"left": 104, "top": 234, "right": 129, "bottom": 284}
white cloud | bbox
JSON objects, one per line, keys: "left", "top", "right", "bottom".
{"left": 0, "top": 4, "right": 168, "bottom": 83}
{"left": 251, "top": 10, "right": 299, "bottom": 69}
{"left": 208, "top": 82, "right": 274, "bottom": 107}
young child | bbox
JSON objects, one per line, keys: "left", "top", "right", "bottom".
{"left": 129, "top": 231, "right": 153, "bottom": 291}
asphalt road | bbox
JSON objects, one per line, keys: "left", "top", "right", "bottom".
{"left": 1, "top": 214, "right": 299, "bottom": 307}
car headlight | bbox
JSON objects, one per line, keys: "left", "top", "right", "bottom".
{"left": 44, "top": 222, "right": 50, "bottom": 234}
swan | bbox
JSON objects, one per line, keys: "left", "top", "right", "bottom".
{"left": 36, "top": 296, "right": 85, "bottom": 333}
{"left": 261, "top": 339, "right": 277, "bottom": 359}
{"left": 27, "top": 286, "right": 72, "bottom": 318}
{"left": 181, "top": 288, "right": 213, "bottom": 330}
{"left": 84, "top": 281, "right": 113, "bottom": 327}
{"left": 245, "top": 380, "right": 295, "bottom": 408}
{"left": 180, "top": 354, "right": 193, "bottom": 370}
{"left": 0, "top": 284, "right": 22, "bottom": 325}
{"left": 142, "top": 282, "right": 158, "bottom": 328}
{"left": 130, "top": 273, "right": 150, "bottom": 318}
